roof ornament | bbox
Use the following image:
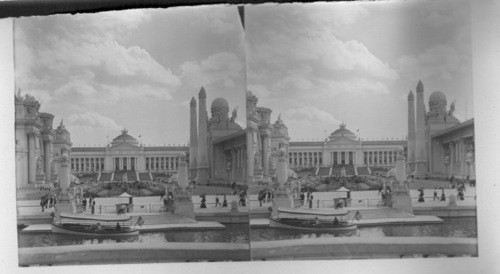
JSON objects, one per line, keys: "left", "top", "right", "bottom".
{"left": 122, "top": 128, "right": 128, "bottom": 135}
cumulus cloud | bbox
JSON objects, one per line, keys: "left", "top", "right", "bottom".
{"left": 73, "top": 9, "right": 152, "bottom": 35}
{"left": 285, "top": 106, "right": 339, "bottom": 124}
{"left": 15, "top": 13, "right": 181, "bottom": 108}
{"left": 180, "top": 52, "right": 243, "bottom": 88}
{"left": 397, "top": 45, "right": 461, "bottom": 80}
{"left": 196, "top": 7, "right": 240, "bottom": 35}
{"left": 247, "top": 4, "right": 398, "bottom": 104}
{"left": 67, "top": 111, "right": 122, "bottom": 131}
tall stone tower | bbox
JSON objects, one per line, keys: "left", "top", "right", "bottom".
{"left": 407, "top": 90, "right": 416, "bottom": 174}
{"left": 189, "top": 97, "right": 198, "bottom": 180}
{"left": 196, "top": 87, "right": 209, "bottom": 183}
{"left": 414, "top": 80, "right": 428, "bottom": 178}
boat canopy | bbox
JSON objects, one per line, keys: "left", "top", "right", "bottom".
{"left": 59, "top": 212, "right": 132, "bottom": 222}
{"left": 277, "top": 208, "right": 349, "bottom": 216}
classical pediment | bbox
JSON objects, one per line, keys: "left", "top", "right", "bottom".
{"left": 326, "top": 136, "right": 359, "bottom": 146}
{"left": 110, "top": 142, "right": 141, "bottom": 151}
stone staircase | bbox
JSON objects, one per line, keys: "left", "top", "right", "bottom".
{"left": 347, "top": 207, "right": 414, "bottom": 220}
{"left": 129, "top": 213, "right": 196, "bottom": 225}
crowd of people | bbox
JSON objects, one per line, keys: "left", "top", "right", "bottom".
{"left": 39, "top": 194, "right": 56, "bottom": 212}
{"left": 257, "top": 189, "right": 273, "bottom": 206}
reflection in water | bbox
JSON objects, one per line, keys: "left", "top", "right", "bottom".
{"left": 18, "top": 223, "right": 249, "bottom": 248}
{"left": 251, "top": 217, "right": 477, "bottom": 242}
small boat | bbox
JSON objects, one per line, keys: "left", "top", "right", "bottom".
{"left": 51, "top": 212, "right": 140, "bottom": 237}
{"left": 269, "top": 208, "right": 357, "bottom": 232}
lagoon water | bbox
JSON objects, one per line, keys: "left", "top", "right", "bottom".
{"left": 250, "top": 217, "right": 477, "bottom": 242}
{"left": 18, "top": 223, "right": 250, "bottom": 247}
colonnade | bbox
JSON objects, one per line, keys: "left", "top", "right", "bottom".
{"left": 444, "top": 137, "right": 475, "bottom": 179}
{"left": 146, "top": 156, "right": 179, "bottom": 172}
{"left": 288, "top": 152, "right": 323, "bottom": 168}
{"left": 363, "top": 150, "right": 397, "bottom": 166}
{"left": 331, "top": 151, "right": 356, "bottom": 165}
{"left": 71, "top": 157, "right": 105, "bottom": 172}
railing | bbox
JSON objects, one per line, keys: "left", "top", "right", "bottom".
{"left": 411, "top": 195, "right": 476, "bottom": 202}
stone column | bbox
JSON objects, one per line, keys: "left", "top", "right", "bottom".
{"left": 43, "top": 136, "right": 52, "bottom": 181}
{"left": 174, "top": 153, "right": 195, "bottom": 219}
{"left": 231, "top": 148, "right": 237, "bottom": 182}
{"left": 28, "top": 132, "right": 36, "bottom": 184}
{"left": 189, "top": 97, "right": 198, "bottom": 179}
{"left": 414, "top": 80, "right": 428, "bottom": 177}
{"left": 59, "top": 154, "right": 70, "bottom": 191}
{"left": 246, "top": 126, "right": 255, "bottom": 182}
{"left": 196, "top": 87, "right": 209, "bottom": 183}
{"left": 262, "top": 134, "right": 270, "bottom": 177}
{"left": 407, "top": 90, "right": 416, "bottom": 173}
{"left": 272, "top": 148, "right": 292, "bottom": 217}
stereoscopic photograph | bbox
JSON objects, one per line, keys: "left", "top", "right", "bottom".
{"left": 4, "top": 0, "right": 496, "bottom": 271}
{"left": 14, "top": 6, "right": 250, "bottom": 265}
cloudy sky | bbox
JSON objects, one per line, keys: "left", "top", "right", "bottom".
{"left": 15, "top": 6, "right": 246, "bottom": 146}
{"left": 246, "top": 0, "right": 473, "bottom": 141}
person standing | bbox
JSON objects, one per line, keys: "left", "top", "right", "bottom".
{"left": 309, "top": 193, "right": 314, "bottom": 209}
{"left": 200, "top": 194, "right": 207, "bottom": 208}
{"left": 40, "top": 197, "right": 45, "bottom": 212}
{"left": 433, "top": 188, "right": 438, "bottom": 201}
{"left": 418, "top": 188, "right": 425, "bottom": 202}
{"left": 222, "top": 194, "right": 228, "bottom": 207}
{"left": 82, "top": 198, "right": 87, "bottom": 211}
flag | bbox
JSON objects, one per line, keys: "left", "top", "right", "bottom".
{"left": 354, "top": 211, "right": 362, "bottom": 221}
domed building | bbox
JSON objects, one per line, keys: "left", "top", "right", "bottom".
{"left": 407, "top": 80, "right": 474, "bottom": 180}
{"left": 287, "top": 123, "right": 406, "bottom": 177}
{"left": 67, "top": 87, "right": 246, "bottom": 185}
{"left": 246, "top": 91, "right": 405, "bottom": 182}
{"left": 70, "top": 127, "right": 188, "bottom": 183}
{"left": 189, "top": 87, "right": 246, "bottom": 184}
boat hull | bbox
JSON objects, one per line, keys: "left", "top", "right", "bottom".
{"left": 268, "top": 218, "right": 357, "bottom": 232}
{"left": 51, "top": 223, "right": 139, "bottom": 237}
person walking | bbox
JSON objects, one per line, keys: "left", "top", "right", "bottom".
{"left": 433, "top": 188, "right": 438, "bottom": 201}
{"left": 215, "top": 194, "right": 221, "bottom": 207}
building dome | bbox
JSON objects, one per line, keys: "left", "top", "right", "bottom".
{"left": 329, "top": 123, "right": 357, "bottom": 140}
{"left": 429, "top": 91, "right": 447, "bottom": 106}
{"left": 428, "top": 91, "right": 447, "bottom": 117}
{"left": 111, "top": 129, "right": 139, "bottom": 146}
{"left": 211, "top": 97, "right": 229, "bottom": 111}
{"left": 211, "top": 97, "right": 230, "bottom": 121}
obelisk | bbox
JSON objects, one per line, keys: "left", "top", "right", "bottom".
{"left": 189, "top": 97, "right": 198, "bottom": 180}
{"left": 196, "top": 87, "right": 209, "bottom": 183}
{"left": 407, "top": 90, "right": 416, "bottom": 174}
{"left": 414, "top": 80, "right": 428, "bottom": 178}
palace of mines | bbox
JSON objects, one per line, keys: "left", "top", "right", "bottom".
{"left": 15, "top": 81, "right": 475, "bottom": 191}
